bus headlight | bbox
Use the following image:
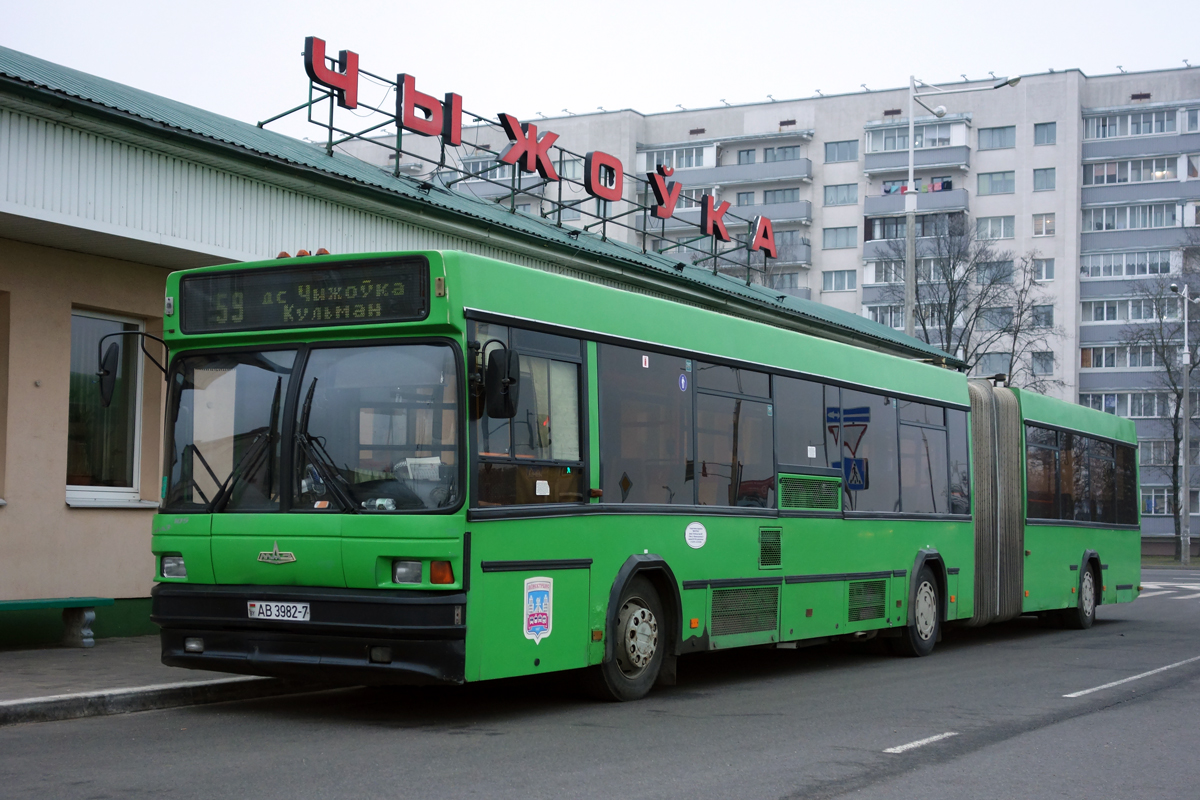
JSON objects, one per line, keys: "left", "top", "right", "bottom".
{"left": 162, "top": 556, "right": 187, "bottom": 578}
{"left": 392, "top": 560, "right": 422, "bottom": 584}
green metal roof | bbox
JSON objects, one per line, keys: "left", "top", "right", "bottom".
{"left": 0, "top": 44, "right": 962, "bottom": 367}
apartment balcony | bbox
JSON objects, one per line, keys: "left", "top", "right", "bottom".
{"left": 1082, "top": 132, "right": 1200, "bottom": 161}
{"left": 454, "top": 173, "right": 547, "bottom": 198}
{"left": 863, "top": 187, "right": 969, "bottom": 216}
{"left": 669, "top": 158, "right": 812, "bottom": 188}
{"left": 636, "top": 200, "right": 811, "bottom": 232}
{"left": 1080, "top": 227, "right": 1193, "bottom": 252}
{"left": 863, "top": 146, "right": 971, "bottom": 175}
{"left": 1081, "top": 180, "right": 1200, "bottom": 205}
{"left": 862, "top": 236, "right": 948, "bottom": 261}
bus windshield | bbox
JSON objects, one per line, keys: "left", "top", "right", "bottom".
{"left": 164, "top": 350, "right": 296, "bottom": 511}
{"left": 293, "top": 344, "right": 460, "bottom": 512}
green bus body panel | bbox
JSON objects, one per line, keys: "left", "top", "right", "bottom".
{"left": 1010, "top": 387, "right": 1141, "bottom": 613}
{"left": 148, "top": 249, "right": 1140, "bottom": 685}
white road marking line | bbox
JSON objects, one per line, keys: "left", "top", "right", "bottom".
{"left": 1136, "top": 590, "right": 1173, "bottom": 598}
{"left": 883, "top": 732, "right": 959, "bottom": 754}
{"left": 1063, "top": 655, "right": 1200, "bottom": 698}
{"left": 1172, "top": 593, "right": 1200, "bottom": 600}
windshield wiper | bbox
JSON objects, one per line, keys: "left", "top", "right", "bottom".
{"left": 207, "top": 377, "right": 282, "bottom": 513}
{"left": 295, "top": 377, "right": 356, "bottom": 512}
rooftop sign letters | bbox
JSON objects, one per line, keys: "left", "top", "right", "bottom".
{"left": 297, "top": 36, "right": 778, "bottom": 263}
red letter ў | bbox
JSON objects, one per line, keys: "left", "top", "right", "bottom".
{"left": 749, "top": 215, "right": 778, "bottom": 258}
{"left": 304, "top": 36, "right": 359, "bottom": 110}
{"left": 701, "top": 194, "right": 732, "bottom": 242}
{"left": 647, "top": 168, "right": 682, "bottom": 219}
{"left": 498, "top": 115, "right": 560, "bottom": 181}
{"left": 585, "top": 151, "right": 624, "bottom": 203}
{"left": 398, "top": 74, "right": 443, "bottom": 137}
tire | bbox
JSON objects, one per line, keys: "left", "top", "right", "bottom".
{"left": 586, "top": 576, "right": 666, "bottom": 702}
{"left": 891, "top": 566, "right": 940, "bottom": 657}
{"left": 1062, "top": 564, "right": 1097, "bottom": 630}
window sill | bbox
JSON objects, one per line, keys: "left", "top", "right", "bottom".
{"left": 65, "top": 498, "right": 160, "bottom": 509}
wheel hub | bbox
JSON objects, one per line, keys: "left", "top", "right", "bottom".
{"left": 1081, "top": 570, "right": 1095, "bottom": 618}
{"left": 616, "top": 598, "right": 658, "bottom": 677}
{"left": 914, "top": 580, "right": 937, "bottom": 641}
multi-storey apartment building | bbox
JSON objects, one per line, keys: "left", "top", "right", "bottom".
{"left": 341, "top": 66, "right": 1200, "bottom": 554}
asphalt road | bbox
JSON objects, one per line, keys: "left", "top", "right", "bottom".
{"left": 4, "top": 568, "right": 1200, "bottom": 800}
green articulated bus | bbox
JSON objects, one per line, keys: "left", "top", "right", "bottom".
{"left": 146, "top": 250, "right": 1140, "bottom": 701}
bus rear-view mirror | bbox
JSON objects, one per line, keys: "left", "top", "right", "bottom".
{"left": 485, "top": 349, "right": 520, "bottom": 419}
{"left": 98, "top": 342, "right": 120, "bottom": 408}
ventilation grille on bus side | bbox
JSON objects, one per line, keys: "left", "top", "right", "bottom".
{"left": 711, "top": 587, "right": 779, "bottom": 636}
{"left": 759, "top": 529, "right": 781, "bottom": 568}
{"left": 778, "top": 475, "right": 841, "bottom": 511}
{"left": 848, "top": 580, "right": 887, "bottom": 622}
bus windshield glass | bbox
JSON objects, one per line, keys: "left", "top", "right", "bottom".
{"left": 164, "top": 350, "right": 296, "bottom": 511}
{"left": 293, "top": 344, "right": 460, "bottom": 512}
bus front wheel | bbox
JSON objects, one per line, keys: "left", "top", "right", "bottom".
{"left": 1061, "top": 564, "right": 1097, "bottom": 630}
{"left": 587, "top": 576, "right": 665, "bottom": 701}
{"left": 891, "top": 566, "right": 940, "bottom": 657}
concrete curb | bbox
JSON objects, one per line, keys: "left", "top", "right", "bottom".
{"left": 0, "top": 676, "right": 321, "bottom": 726}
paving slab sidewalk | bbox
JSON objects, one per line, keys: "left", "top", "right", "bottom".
{"left": 0, "top": 636, "right": 318, "bottom": 726}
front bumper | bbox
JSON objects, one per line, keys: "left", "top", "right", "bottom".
{"left": 152, "top": 583, "right": 466, "bottom": 685}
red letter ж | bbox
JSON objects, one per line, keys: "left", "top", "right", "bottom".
{"left": 304, "top": 37, "right": 359, "bottom": 109}
{"left": 749, "top": 216, "right": 778, "bottom": 258}
{"left": 701, "top": 194, "right": 732, "bottom": 242}
{"left": 498, "top": 115, "right": 559, "bottom": 181}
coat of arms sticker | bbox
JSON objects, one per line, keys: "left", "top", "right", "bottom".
{"left": 523, "top": 576, "right": 553, "bottom": 644}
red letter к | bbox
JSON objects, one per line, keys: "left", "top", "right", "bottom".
{"left": 304, "top": 37, "right": 358, "bottom": 110}
{"left": 701, "top": 194, "right": 732, "bottom": 242}
{"left": 498, "top": 114, "right": 560, "bottom": 181}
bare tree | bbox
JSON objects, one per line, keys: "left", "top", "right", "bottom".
{"left": 1117, "top": 232, "right": 1200, "bottom": 556}
{"left": 875, "top": 213, "right": 1063, "bottom": 390}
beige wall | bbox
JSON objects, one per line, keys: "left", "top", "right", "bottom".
{"left": 0, "top": 238, "right": 167, "bottom": 600}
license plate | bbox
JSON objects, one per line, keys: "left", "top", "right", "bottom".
{"left": 247, "top": 601, "right": 310, "bottom": 621}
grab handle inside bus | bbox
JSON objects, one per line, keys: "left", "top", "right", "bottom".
{"left": 485, "top": 347, "right": 520, "bottom": 419}
{"left": 96, "top": 331, "right": 169, "bottom": 408}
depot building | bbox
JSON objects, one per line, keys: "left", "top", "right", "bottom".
{"left": 0, "top": 46, "right": 944, "bottom": 645}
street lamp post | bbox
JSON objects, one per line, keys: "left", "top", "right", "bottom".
{"left": 1171, "top": 282, "right": 1196, "bottom": 564}
{"left": 903, "top": 75, "right": 1021, "bottom": 338}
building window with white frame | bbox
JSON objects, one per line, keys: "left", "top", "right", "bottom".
{"left": 1032, "top": 305, "right": 1054, "bottom": 327}
{"left": 1140, "top": 439, "right": 1173, "bottom": 466}
{"left": 67, "top": 310, "right": 143, "bottom": 502}
{"left": 764, "top": 146, "right": 800, "bottom": 162}
{"left": 977, "top": 216, "right": 1015, "bottom": 239}
{"left": 1034, "top": 122, "right": 1056, "bottom": 145}
{"left": 736, "top": 191, "right": 755, "bottom": 207}
{"left": 1085, "top": 110, "right": 1176, "bottom": 139}
{"left": 1082, "top": 203, "right": 1177, "bottom": 232}
{"left": 822, "top": 270, "right": 857, "bottom": 292}
{"left": 978, "top": 171, "right": 1015, "bottom": 195}
{"left": 1080, "top": 250, "right": 1173, "bottom": 278}
{"left": 1188, "top": 109, "right": 1199, "bottom": 132}
{"left": 866, "top": 304, "right": 903, "bottom": 329}
{"left": 763, "top": 188, "right": 800, "bottom": 205}
{"left": 1033, "top": 213, "right": 1055, "bottom": 236}
{"left": 1033, "top": 258, "right": 1055, "bottom": 281}
{"left": 978, "top": 126, "right": 1016, "bottom": 150}
{"left": 822, "top": 227, "right": 856, "bottom": 249}
{"left": 1031, "top": 352, "right": 1054, "bottom": 375}
{"left": 824, "top": 184, "right": 857, "bottom": 206}
{"left": 1033, "top": 168, "right": 1056, "bottom": 191}
{"left": 825, "top": 140, "right": 858, "bottom": 163}
{"left": 977, "top": 353, "right": 1012, "bottom": 376}
{"left": 1083, "top": 158, "right": 1178, "bottom": 185}
{"left": 870, "top": 260, "right": 904, "bottom": 284}
{"left": 738, "top": 149, "right": 756, "bottom": 165}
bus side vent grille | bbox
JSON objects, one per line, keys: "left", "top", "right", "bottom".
{"left": 711, "top": 587, "right": 779, "bottom": 636}
{"left": 778, "top": 475, "right": 840, "bottom": 511}
{"left": 759, "top": 529, "right": 781, "bottom": 568}
{"left": 848, "top": 580, "right": 887, "bottom": 622}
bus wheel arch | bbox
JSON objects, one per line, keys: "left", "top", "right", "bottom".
{"left": 892, "top": 550, "right": 945, "bottom": 657}
{"left": 1080, "top": 549, "right": 1102, "bottom": 608}
{"left": 1063, "top": 551, "right": 1101, "bottom": 630}
{"left": 603, "top": 555, "right": 682, "bottom": 664}
{"left": 588, "top": 561, "right": 678, "bottom": 701}
{"left": 908, "top": 549, "right": 948, "bottom": 628}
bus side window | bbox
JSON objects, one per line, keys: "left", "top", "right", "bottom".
{"left": 471, "top": 323, "right": 585, "bottom": 506}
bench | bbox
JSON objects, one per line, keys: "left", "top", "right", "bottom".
{"left": 0, "top": 597, "right": 115, "bottom": 647}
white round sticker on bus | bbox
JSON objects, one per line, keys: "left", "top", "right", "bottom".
{"left": 685, "top": 522, "right": 707, "bottom": 549}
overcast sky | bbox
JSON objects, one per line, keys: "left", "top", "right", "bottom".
{"left": 4, "top": 0, "right": 1200, "bottom": 141}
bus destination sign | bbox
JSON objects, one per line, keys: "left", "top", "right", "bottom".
{"left": 180, "top": 257, "right": 429, "bottom": 333}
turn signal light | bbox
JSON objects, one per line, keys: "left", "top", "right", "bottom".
{"left": 430, "top": 560, "right": 454, "bottom": 584}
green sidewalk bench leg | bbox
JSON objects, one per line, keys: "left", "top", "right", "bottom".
{"left": 61, "top": 607, "right": 97, "bottom": 648}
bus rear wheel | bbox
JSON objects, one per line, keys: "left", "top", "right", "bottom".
{"left": 586, "top": 576, "right": 665, "bottom": 702}
{"left": 1061, "top": 564, "right": 1097, "bottom": 630}
{"left": 890, "top": 566, "right": 940, "bottom": 657}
